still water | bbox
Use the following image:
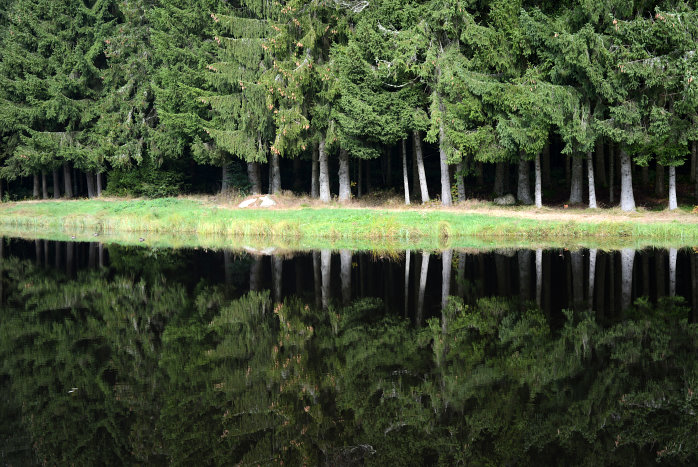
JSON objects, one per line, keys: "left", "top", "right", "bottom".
{"left": 1, "top": 238, "right": 698, "bottom": 465}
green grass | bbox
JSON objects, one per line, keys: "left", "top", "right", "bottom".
{"left": 0, "top": 198, "right": 696, "bottom": 251}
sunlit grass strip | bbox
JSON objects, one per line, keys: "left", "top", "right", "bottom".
{"left": 0, "top": 199, "right": 696, "bottom": 243}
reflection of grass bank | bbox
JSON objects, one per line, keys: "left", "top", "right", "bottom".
{"left": 0, "top": 198, "right": 696, "bottom": 247}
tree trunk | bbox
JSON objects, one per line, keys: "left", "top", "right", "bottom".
{"left": 456, "top": 162, "right": 466, "bottom": 202}
{"left": 32, "top": 174, "right": 40, "bottom": 199}
{"left": 517, "top": 155, "right": 532, "bottom": 205}
{"left": 413, "top": 131, "right": 430, "bottom": 203}
{"left": 417, "top": 251, "right": 430, "bottom": 327}
{"left": 621, "top": 249, "right": 635, "bottom": 311}
{"left": 313, "top": 251, "right": 321, "bottom": 309}
{"left": 619, "top": 148, "right": 635, "bottom": 211}
{"left": 569, "top": 155, "right": 583, "bottom": 204}
{"left": 41, "top": 172, "right": 48, "bottom": 199}
{"left": 589, "top": 249, "right": 597, "bottom": 310}
{"left": 494, "top": 162, "right": 506, "bottom": 196}
{"left": 401, "top": 139, "right": 410, "bottom": 205}
{"left": 270, "top": 152, "right": 281, "bottom": 194}
{"left": 655, "top": 249, "right": 666, "bottom": 299}
{"left": 518, "top": 250, "right": 531, "bottom": 302}
{"left": 404, "top": 250, "right": 411, "bottom": 318}
{"left": 221, "top": 161, "right": 229, "bottom": 193}
{"left": 272, "top": 255, "right": 282, "bottom": 303}
{"left": 668, "top": 165, "right": 677, "bottom": 210}
{"left": 457, "top": 252, "right": 466, "bottom": 299}
{"left": 248, "top": 162, "right": 262, "bottom": 195}
{"left": 96, "top": 172, "right": 102, "bottom": 196}
{"left": 311, "top": 145, "right": 319, "bottom": 198}
{"left": 542, "top": 143, "right": 551, "bottom": 186}
{"left": 595, "top": 140, "right": 606, "bottom": 187}
{"left": 338, "top": 148, "right": 351, "bottom": 203}
{"left": 587, "top": 151, "right": 597, "bottom": 208}
{"left": 340, "top": 249, "right": 351, "bottom": 305}
{"left": 655, "top": 163, "right": 665, "bottom": 197}
{"left": 72, "top": 167, "right": 78, "bottom": 197}
{"left": 571, "top": 250, "right": 584, "bottom": 309}
{"left": 609, "top": 143, "right": 615, "bottom": 204}
{"left": 669, "top": 248, "right": 677, "bottom": 297}
{"left": 53, "top": 169, "right": 60, "bottom": 199}
{"left": 319, "top": 138, "right": 330, "bottom": 202}
{"left": 534, "top": 152, "right": 542, "bottom": 208}
{"left": 86, "top": 171, "right": 95, "bottom": 199}
{"left": 321, "top": 249, "right": 331, "bottom": 310}
{"left": 63, "top": 163, "right": 73, "bottom": 198}
{"left": 442, "top": 249, "right": 452, "bottom": 312}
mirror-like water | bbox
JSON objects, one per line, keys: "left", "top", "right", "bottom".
{"left": 1, "top": 238, "right": 698, "bottom": 465}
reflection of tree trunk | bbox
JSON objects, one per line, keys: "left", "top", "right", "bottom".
{"left": 495, "top": 253, "right": 509, "bottom": 296}
{"left": 249, "top": 256, "right": 262, "bottom": 292}
{"left": 656, "top": 249, "right": 665, "bottom": 299}
{"left": 35, "top": 240, "right": 41, "bottom": 266}
{"left": 442, "top": 250, "right": 452, "bottom": 311}
{"left": 401, "top": 139, "right": 410, "bottom": 205}
{"left": 404, "top": 250, "right": 411, "bottom": 318}
{"left": 588, "top": 249, "right": 597, "bottom": 309}
{"left": 571, "top": 250, "right": 583, "bottom": 309}
{"left": 536, "top": 249, "right": 542, "bottom": 308}
{"left": 272, "top": 255, "right": 283, "bottom": 303}
{"left": 99, "top": 243, "right": 104, "bottom": 268}
{"left": 609, "top": 252, "right": 616, "bottom": 317}
{"left": 642, "top": 252, "right": 650, "bottom": 301}
{"left": 413, "top": 131, "right": 429, "bottom": 203}
{"left": 669, "top": 248, "right": 677, "bottom": 297}
{"left": 621, "top": 249, "right": 635, "bottom": 311}
{"left": 543, "top": 252, "right": 551, "bottom": 317}
{"left": 88, "top": 242, "right": 96, "bottom": 269}
{"left": 313, "top": 252, "right": 321, "bottom": 308}
{"left": 417, "top": 252, "right": 430, "bottom": 327}
{"left": 224, "top": 250, "right": 232, "bottom": 286}
{"left": 596, "top": 253, "right": 606, "bottom": 319}
{"left": 43, "top": 240, "right": 49, "bottom": 266}
{"left": 55, "top": 240, "right": 62, "bottom": 269}
{"left": 691, "top": 253, "right": 698, "bottom": 322}
{"left": 340, "top": 250, "right": 351, "bottom": 305}
{"left": 338, "top": 149, "right": 351, "bottom": 203}
{"left": 66, "top": 242, "right": 74, "bottom": 278}
{"left": 457, "top": 252, "right": 466, "bottom": 298}
{"left": 321, "top": 249, "right": 331, "bottom": 310}
{"left": 518, "top": 250, "right": 531, "bottom": 302}
{"left": 619, "top": 149, "right": 636, "bottom": 211}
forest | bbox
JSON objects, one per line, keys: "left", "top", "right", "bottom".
{"left": 0, "top": 0, "right": 697, "bottom": 211}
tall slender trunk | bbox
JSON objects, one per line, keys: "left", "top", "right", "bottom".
{"left": 32, "top": 174, "right": 39, "bottom": 199}
{"left": 248, "top": 162, "right": 262, "bottom": 195}
{"left": 72, "top": 167, "right": 78, "bottom": 197}
{"left": 338, "top": 149, "right": 351, "bottom": 203}
{"left": 542, "top": 143, "right": 551, "bottom": 187}
{"left": 668, "top": 166, "right": 677, "bottom": 210}
{"left": 609, "top": 143, "right": 615, "bottom": 204}
{"left": 413, "top": 131, "right": 429, "bottom": 203}
{"left": 534, "top": 152, "right": 542, "bottom": 208}
{"left": 41, "top": 172, "right": 48, "bottom": 199}
{"left": 442, "top": 249, "right": 452, "bottom": 311}
{"left": 53, "top": 169, "right": 60, "bottom": 199}
{"left": 272, "top": 255, "right": 282, "bottom": 303}
{"left": 404, "top": 250, "right": 411, "bottom": 317}
{"left": 340, "top": 249, "right": 351, "bottom": 305}
{"left": 517, "top": 155, "right": 532, "bottom": 205}
{"left": 438, "top": 129, "right": 452, "bottom": 206}
{"left": 494, "top": 162, "right": 506, "bottom": 196}
{"left": 270, "top": 152, "right": 281, "bottom": 194}
{"left": 96, "top": 172, "right": 102, "bottom": 196}
{"left": 456, "top": 162, "right": 466, "bottom": 202}
{"left": 311, "top": 145, "right": 319, "bottom": 198}
{"left": 692, "top": 254, "right": 698, "bottom": 323}
{"left": 655, "top": 163, "right": 665, "bottom": 197}
{"left": 417, "top": 251, "right": 430, "bottom": 327}
{"left": 86, "top": 171, "right": 95, "bottom": 199}
{"left": 587, "top": 151, "right": 597, "bottom": 208}
{"left": 401, "top": 139, "right": 410, "bottom": 205}
{"left": 411, "top": 143, "right": 418, "bottom": 200}
{"left": 595, "top": 140, "right": 606, "bottom": 187}
{"left": 619, "top": 148, "right": 636, "bottom": 211}
{"left": 319, "top": 138, "right": 330, "bottom": 202}
{"left": 669, "top": 248, "right": 677, "bottom": 297}
{"left": 589, "top": 249, "right": 597, "bottom": 309}
{"left": 621, "top": 249, "right": 635, "bottom": 311}
{"left": 63, "top": 163, "right": 73, "bottom": 198}
{"left": 321, "top": 249, "right": 331, "bottom": 310}
{"left": 569, "top": 155, "right": 583, "bottom": 204}
{"left": 536, "top": 249, "right": 543, "bottom": 308}
{"left": 221, "top": 161, "right": 229, "bottom": 193}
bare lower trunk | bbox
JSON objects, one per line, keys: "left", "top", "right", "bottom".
{"left": 33, "top": 174, "right": 39, "bottom": 199}
{"left": 221, "top": 161, "right": 229, "bottom": 193}
{"left": 669, "top": 248, "right": 677, "bottom": 297}
{"left": 655, "top": 163, "right": 665, "bottom": 197}
{"left": 401, "top": 139, "right": 410, "bottom": 205}
{"left": 247, "top": 162, "right": 261, "bottom": 195}
{"left": 536, "top": 249, "right": 543, "bottom": 307}
{"left": 494, "top": 162, "right": 506, "bottom": 196}
{"left": 321, "top": 249, "right": 331, "bottom": 310}
{"left": 417, "top": 251, "right": 430, "bottom": 327}
{"left": 413, "top": 131, "right": 429, "bottom": 203}
{"left": 619, "top": 149, "right": 635, "bottom": 211}
{"left": 338, "top": 149, "right": 351, "bottom": 203}
{"left": 72, "top": 167, "right": 78, "bottom": 197}
{"left": 534, "top": 152, "right": 542, "bottom": 208}
{"left": 456, "top": 162, "right": 466, "bottom": 202}
{"left": 53, "top": 169, "right": 60, "bottom": 199}
{"left": 668, "top": 165, "right": 677, "bottom": 210}
{"left": 589, "top": 249, "right": 597, "bottom": 309}
{"left": 621, "top": 249, "right": 635, "bottom": 311}
{"left": 340, "top": 249, "right": 351, "bottom": 304}
{"left": 270, "top": 152, "right": 281, "bottom": 194}
{"left": 311, "top": 145, "right": 319, "bottom": 198}
{"left": 587, "top": 151, "right": 597, "bottom": 208}
{"left": 595, "top": 140, "right": 606, "bottom": 186}
{"left": 41, "top": 172, "right": 48, "bottom": 199}
{"left": 517, "top": 155, "right": 532, "bottom": 205}
{"left": 404, "top": 250, "right": 411, "bottom": 317}
{"left": 542, "top": 143, "right": 551, "bottom": 186}
{"left": 96, "top": 173, "right": 102, "bottom": 196}
{"left": 609, "top": 143, "right": 615, "bottom": 204}
{"left": 569, "top": 155, "right": 583, "bottom": 204}
{"left": 86, "top": 171, "right": 96, "bottom": 199}
{"left": 319, "top": 138, "right": 330, "bottom": 202}
{"left": 63, "top": 163, "right": 73, "bottom": 198}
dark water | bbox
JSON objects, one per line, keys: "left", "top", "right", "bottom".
{"left": 1, "top": 238, "right": 698, "bottom": 465}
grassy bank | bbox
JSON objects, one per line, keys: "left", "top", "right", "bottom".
{"left": 0, "top": 198, "right": 696, "bottom": 248}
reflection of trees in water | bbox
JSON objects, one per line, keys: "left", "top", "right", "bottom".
{"left": 2, "top": 246, "right": 698, "bottom": 465}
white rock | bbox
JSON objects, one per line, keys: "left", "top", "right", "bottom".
{"left": 239, "top": 198, "right": 258, "bottom": 208}
{"left": 259, "top": 196, "right": 277, "bottom": 207}
{"left": 493, "top": 194, "right": 516, "bottom": 206}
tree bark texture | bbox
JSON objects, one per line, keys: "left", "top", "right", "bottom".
{"left": 413, "top": 131, "right": 430, "bottom": 203}
{"left": 587, "top": 151, "right": 597, "bottom": 208}
{"left": 270, "top": 152, "right": 281, "bottom": 194}
{"left": 619, "top": 149, "right": 636, "bottom": 211}
{"left": 494, "top": 162, "right": 506, "bottom": 196}
{"left": 668, "top": 166, "right": 677, "bottom": 210}
{"left": 417, "top": 251, "right": 430, "bottom": 327}
{"left": 535, "top": 249, "right": 543, "bottom": 307}
{"left": 338, "top": 148, "right": 351, "bottom": 202}
{"left": 456, "top": 162, "right": 466, "bottom": 202}
{"left": 96, "top": 172, "right": 102, "bottom": 196}
{"left": 53, "top": 169, "right": 60, "bottom": 199}
{"left": 517, "top": 155, "right": 532, "bottom": 205}
{"left": 340, "top": 249, "right": 351, "bottom": 305}
{"left": 518, "top": 250, "right": 531, "bottom": 302}
{"left": 693, "top": 141, "right": 698, "bottom": 201}
{"left": 311, "top": 145, "right": 319, "bottom": 198}
{"left": 609, "top": 143, "right": 615, "bottom": 204}
{"left": 441, "top": 249, "right": 452, "bottom": 312}
{"left": 669, "top": 248, "right": 677, "bottom": 297}
{"left": 221, "top": 161, "right": 229, "bottom": 193}
{"left": 401, "top": 139, "right": 410, "bottom": 205}
{"left": 569, "top": 155, "right": 583, "bottom": 204}
{"left": 32, "top": 174, "right": 39, "bottom": 199}
{"left": 621, "top": 249, "right": 635, "bottom": 311}
{"left": 63, "top": 163, "right": 73, "bottom": 198}
{"left": 41, "top": 172, "right": 48, "bottom": 199}
{"left": 272, "top": 255, "right": 283, "bottom": 304}
{"left": 589, "top": 249, "right": 597, "bottom": 309}
{"left": 318, "top": 138, "right": 330, "bottom": 202}
{"left": 246, "top": 162, "right": 260, "bottom": 195}
{"left": 86, "top": 171, "right": 95, "bottom": 199}
{"left": 595, "top": 140, "right": 606, "bottom": 187}
{"left": 321, "top": 249, "right": 331, "bottom": 310}
{"left": 534, "top": 152, "right": 542, "bottom": 208}
{"left": 655, "top": 163, "right": 665, "bottom": 197}
{"left": 404, "top": 250, "right": 411, "bottom": 317}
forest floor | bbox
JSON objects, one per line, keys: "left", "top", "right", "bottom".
{"left": 0, "top": 194, "right": 696, "bottom": 251}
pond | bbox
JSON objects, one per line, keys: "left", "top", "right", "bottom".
{"left": 1, "top": 238, "right": 698, "bottom": 465}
